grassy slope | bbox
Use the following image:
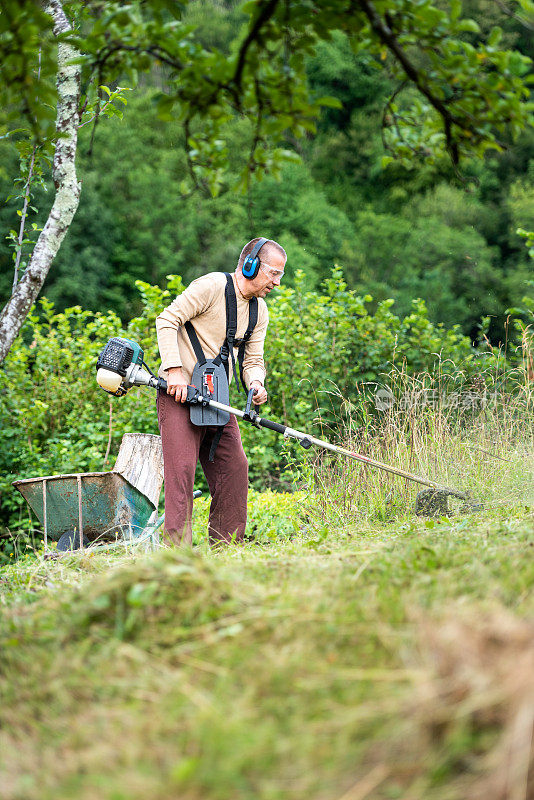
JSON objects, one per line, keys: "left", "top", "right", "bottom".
{"left": 1, "top": 498, "right": 533, "bottom": 800}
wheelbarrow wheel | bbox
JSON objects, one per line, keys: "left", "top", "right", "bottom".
{"left": 56, "top": 530, "right": 90, "bottom": 552}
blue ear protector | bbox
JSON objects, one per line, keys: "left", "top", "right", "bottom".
{"left": 242, "top": 237, "right": 269, "bottom": 280}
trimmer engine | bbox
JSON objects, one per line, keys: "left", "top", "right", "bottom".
{"left": 96, "top": 337, "right": 164, "bottom": 396}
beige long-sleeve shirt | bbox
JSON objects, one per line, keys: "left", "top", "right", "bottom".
{"left": 156, "top": 271, "right": 268, "bottom": 387}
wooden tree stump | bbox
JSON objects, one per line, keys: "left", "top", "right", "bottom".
{"left": 113, "top": 433, "right": 164, "bottom": 510}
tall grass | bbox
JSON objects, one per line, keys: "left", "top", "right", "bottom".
{"left": 302, "top": 353, "right": 534, "bottom": 528}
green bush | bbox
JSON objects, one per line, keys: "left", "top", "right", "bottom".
{"left": 1, "top": 268, "right": 505, "bottom": 555}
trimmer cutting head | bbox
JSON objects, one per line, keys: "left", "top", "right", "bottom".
{"left": 415, "top": 489, "right": 451, "bottom": 516}
{"left": 415, "top": 488, "right": 484, "bottom": 517}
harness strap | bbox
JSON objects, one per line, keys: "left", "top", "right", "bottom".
{"left": 184, "top": 321, "right": 206, "bottom": 366}
{"left": 185, "top": 273, "right": 259, "bottom": 398}
{"left": 223, "top": 273, "right": 241, "bottom": 388}
{"left": 208, "top": 428, "right": 224, "bottom": 462}
{"left": 184, "top": 275, "right": 258, "bottom": 462}
{"left": 235, "top": 296, "right": 258, "bottom": 394}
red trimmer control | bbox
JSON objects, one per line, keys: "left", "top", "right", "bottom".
{"left": 204, "top": 373, "right": 215, "bottom": 395}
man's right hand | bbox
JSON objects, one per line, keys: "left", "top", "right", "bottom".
{"left": 166, "top": 367, "right": 189, "bottom": 403}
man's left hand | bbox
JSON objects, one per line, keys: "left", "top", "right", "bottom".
{"left": 250, "top": 380, "right": 268, "bottom": 405}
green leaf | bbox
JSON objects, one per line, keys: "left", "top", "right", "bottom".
{"left": 488, "top": 26, "right": 502, "bottom": 47}
{"left": 457, "top": 18, "right": 480, "bottom": 33}
{"left": 450, "top": 0, "right": 462, "bottom": 22}
{"left": 314, "top": 95, "right": 343, "bottom": 109}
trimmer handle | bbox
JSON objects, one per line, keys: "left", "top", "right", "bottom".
{"left": 157, "top": 380, "right": 204, "bottom": 406}
{"left": 244, "top": 387, "right": 260, "bottom": 422}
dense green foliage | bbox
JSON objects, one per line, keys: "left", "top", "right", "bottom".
{"left": 3, "top": 0, "right": 533, "bottom": 169}
{"left": 2, "top": 44, "right": 533, "bottom": 341}
{"left": 0, "top": 267, "right": 502, "bottom": 550}
{"left": 1, "top": 1, "right": 533, "bottom": 343}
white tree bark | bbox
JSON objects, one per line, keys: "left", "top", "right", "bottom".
{"left": 0, "top": 0, "right": 81, "bottom": 364}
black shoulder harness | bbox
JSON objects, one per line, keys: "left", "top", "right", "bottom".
{"left": 183, "top": 273, "right": 259, "bottom": 460}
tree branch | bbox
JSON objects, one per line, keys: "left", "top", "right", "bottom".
{"left": 233, "top": 0, "right": 281, "bottom": 93}
{"left": 12, "top": 150, "right": 36, "bottom": 292}
{"left": 12, "top": 49, "right": 42, "bottom": 292}
{"left": 493, "top": 0, "right": 534, "bottom": 31}
{"left": 356, "top": 0, "right": 465, "bottom": 163}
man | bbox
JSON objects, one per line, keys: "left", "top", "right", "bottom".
{"left": 156, "top": 237, "right": 286, "bottom": 547}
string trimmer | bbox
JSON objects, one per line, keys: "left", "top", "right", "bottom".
{"left": 96, "top": 337, "right": 476, "bottom": 515}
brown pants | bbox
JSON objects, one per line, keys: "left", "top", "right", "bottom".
{"left": 156, "top": 390, "right": 248, "bottom": 546}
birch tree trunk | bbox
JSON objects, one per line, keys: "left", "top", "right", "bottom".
{"left": 0, "top": 0, "right": 81, "bottom": 364}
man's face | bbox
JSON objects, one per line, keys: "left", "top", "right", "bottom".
{"left": 248, "top": 251, "right": 286, "bottom": 298}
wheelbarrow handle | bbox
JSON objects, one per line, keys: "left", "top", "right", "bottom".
{"left": 149, "top": 490, "right": 202, "bottom": 535}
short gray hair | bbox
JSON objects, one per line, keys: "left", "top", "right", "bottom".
{"left": 238, "top": 237, "right": 286, "bottom": 271}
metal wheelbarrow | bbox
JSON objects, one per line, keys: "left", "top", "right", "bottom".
{"left": 13, "top": 433, "right": 165, "bottom": 552}
{"left": 13, "top": 471, "right": 160, "bottom": 550}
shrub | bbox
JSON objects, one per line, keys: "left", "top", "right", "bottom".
{"left": 1, "top": 268, "right": 511, "bottom": 554}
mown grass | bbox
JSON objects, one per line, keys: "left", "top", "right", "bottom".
{"left": 1, "top": 365, "right": 533, "bottom": 800}
{"left": 1, "top": 501, "right": 532, "bottom": 800}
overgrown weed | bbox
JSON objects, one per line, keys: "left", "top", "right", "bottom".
{"left": 299, "top": 359, "right": 533, "bottom": 528}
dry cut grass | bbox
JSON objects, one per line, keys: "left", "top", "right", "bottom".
{"left": 0, "top": 506, "right": 532, "bottom": 800}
